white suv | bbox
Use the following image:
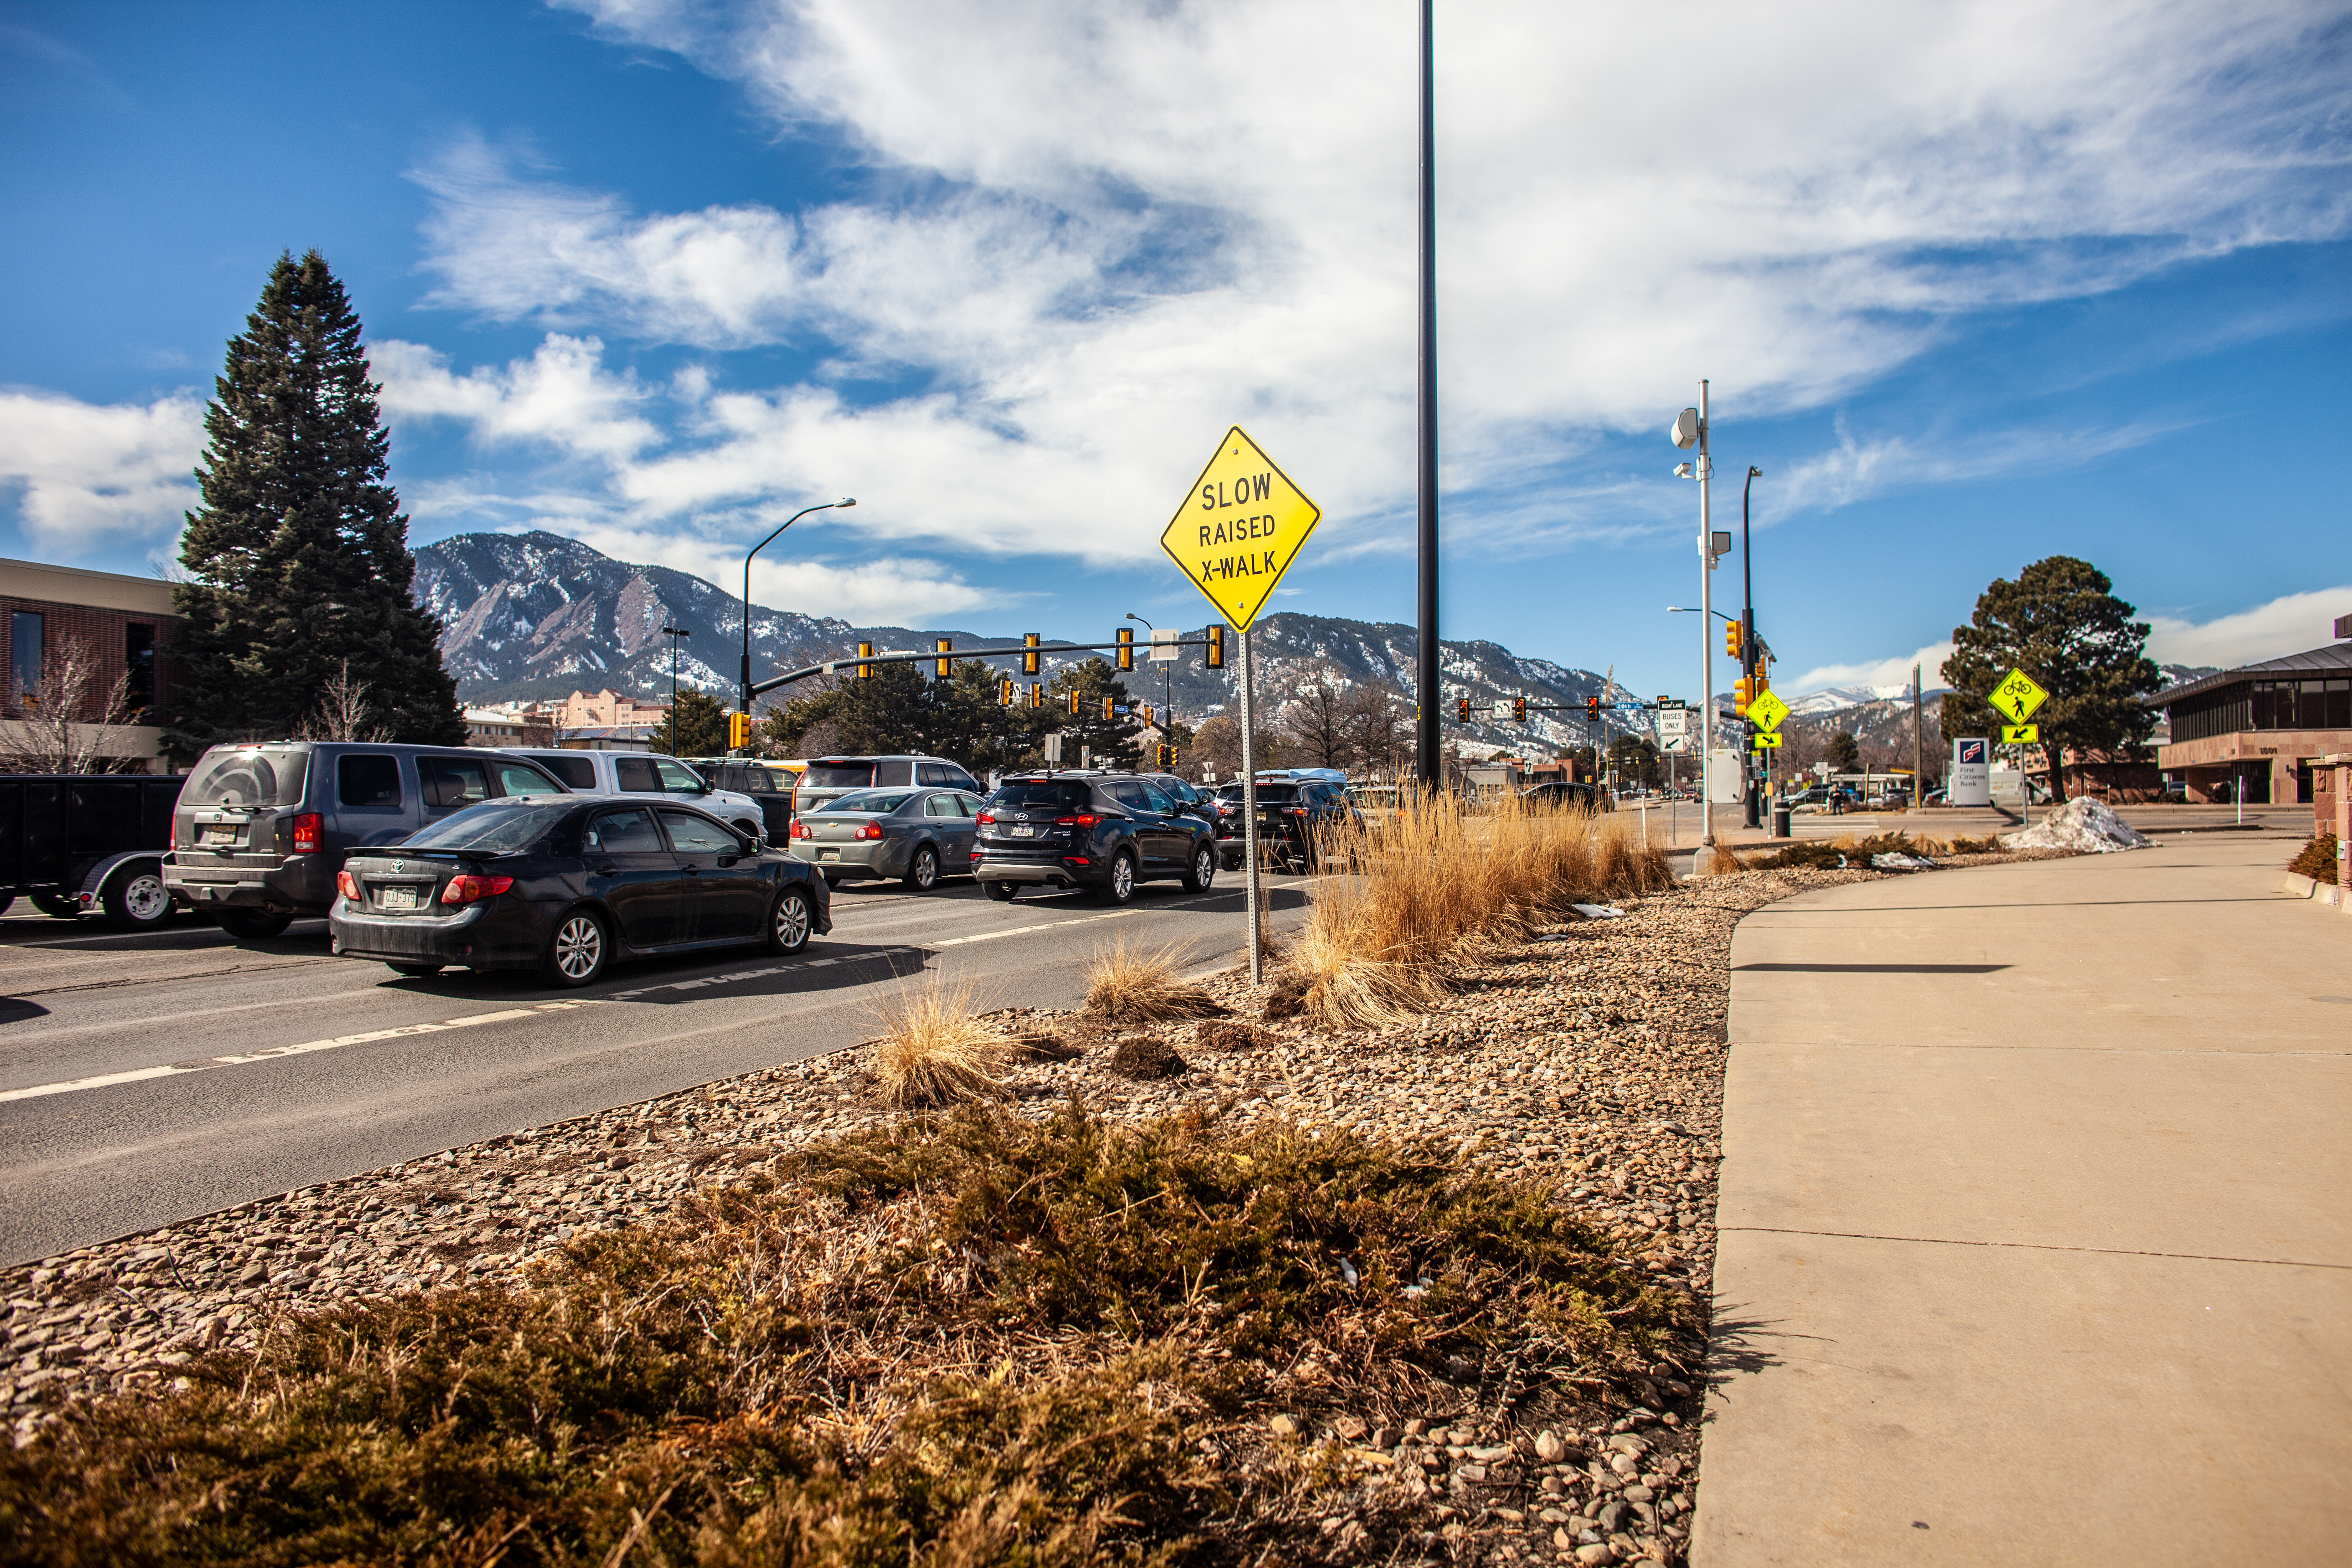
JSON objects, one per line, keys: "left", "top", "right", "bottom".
{"left": 503, "top": 750, "right": 771, "bottom": 841}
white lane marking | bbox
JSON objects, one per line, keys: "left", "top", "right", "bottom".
{"left": 0, "top": 985, "right": 391, "bottom": 1044}
{"left": 2, "top": 919, "right": 330, "bottom": 950}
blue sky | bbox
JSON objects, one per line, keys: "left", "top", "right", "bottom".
{"left": 3, "top": 0, "right": 2348, "bottom": 704}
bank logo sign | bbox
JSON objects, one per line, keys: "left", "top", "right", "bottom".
{"left": 1160, "top": 426, "right": 1320, "bottom": 631}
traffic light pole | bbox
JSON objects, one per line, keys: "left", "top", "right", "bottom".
{"left": 1741, "top": 464, "right": 1761, "bottom": 830}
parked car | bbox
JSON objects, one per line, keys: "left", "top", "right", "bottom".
{"left": 1520, "top": 781, "right": 1610, "bottom": 813}
{"left": 793, "top": 755, "right": 983, "bottom": 817}
{"left": 1137, "top": 772, "right": 1220, "bottom": 820}
{"left": 165, "top": 743, "right": 571, "bottom": 940}
{"left": 1210, "top": 777, "right": 1359, "bottom": 872}
{"left": 972, "top": 772, "right": 1218, "bottom": 903}
{"left": 505, "top": 749, "right": 769, "bottom": 841}
{"left": 787, "top": 784, "right": 987, "bottom": 890}
{"left": 0, "top": 773, "right": 185, "bottom": 931}
{"left": 682, "top": 756, "right": 800, "bottom": 841}
{"left": 329, "top": 795, "right": 828, "bottom": 986}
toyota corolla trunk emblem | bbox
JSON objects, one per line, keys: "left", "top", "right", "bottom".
{"left": 392, "top": 860, "right": 407, "bottom": 874}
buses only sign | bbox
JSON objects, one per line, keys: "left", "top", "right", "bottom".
{"left": 1160, "top": 426, "right": 1320, "bottom": 631}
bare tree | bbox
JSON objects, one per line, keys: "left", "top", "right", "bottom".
{"left": 0, "top": 635, "right": 139, "bottom": 774}
{"left": 294, "top": 659, "right": 390, "bottom": 743}
{"left": 1277, "top": 660, "right": 1354, "bottom": 767}
{"left": 1343, "top": 683, "right": 1411, "bottom": 776}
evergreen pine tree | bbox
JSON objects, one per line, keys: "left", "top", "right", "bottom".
{"left": 167, "top": 250, "right": 463, "bottom": 756}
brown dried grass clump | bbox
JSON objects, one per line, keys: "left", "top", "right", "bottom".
{"left": 2288, "top": 833, "right": 2339, "bottom": 885}
{"left": 873, "top": 974, "right": 1010, "bottom": 1108}
{"left": 1083, "top": 933, "right": 1226, "bottom": 1023}
{"left": 1195, "top": 1019, "right": 1276, "bottom": 1053}
{"left": 1295, "top": 794, "right": 1671, "bottom": 1029}
{"left": 1106, "top": 1034, "right": 1189, "bottom": 1080}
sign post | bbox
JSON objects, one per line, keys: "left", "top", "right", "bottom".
{"left": 1160, "top": 426, "right": 1322, "bottom": 984}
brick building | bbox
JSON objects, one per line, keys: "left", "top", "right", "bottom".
{"left": 2150, "top": 629, "right": 2352, "bottom": 803}
{"left": 557, "top": 689, "right": 669, "bottom": 730}
{"left": 0, "top": 557, "right": 183, "bottom": 773}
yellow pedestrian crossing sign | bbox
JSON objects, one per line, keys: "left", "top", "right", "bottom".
{"left": 2002, "top": 724, "right": 2039, "bottom": 744}
{"left": 1751, "top": 730, "right": 1782, "bottom": 750}
{"left": 1746, "top": 686, "right": 1790, "bottom": 733}
{"left": 1160, "top": 426, "right": 1320, "bottom": 631}
{"left": 1988, "top": 667, "right": 2048, "bottom": 725}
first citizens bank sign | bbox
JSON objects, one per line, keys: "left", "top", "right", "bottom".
{"left": 1158, "top": 426, "right": 1321, "bottom": 630}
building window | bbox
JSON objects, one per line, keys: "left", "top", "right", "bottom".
{"left": 125, "top": 622, "right": 156, "bottom": 719}
{"left": 9, "top": 611, "right": 41, "bottom": 707}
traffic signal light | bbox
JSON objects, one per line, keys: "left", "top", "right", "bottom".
{"left": 1204, "top": 624, "right": 1225, "bottom": 669}
{"left": 1102, "top": 696, "right": 1117, "bottom": 721}
{"left": 1116, "top": 627, "right": 1134, "bottom": 670}
{"left": 1067, "top": 688, "right": 1081, "bottom": 715}
{"left": 999, "top": 678, "right": 1014, "bottom": 706}
{"left": 1725, "top": 621, "right": 1743, "bottom": 659}
{"left": 727, "top": 712, "right": 751, "bottom": 749}
{"left": 1586, "top": 694, "right": 1601, "bottom": 720}
{"left": 1733, "top": 678, "right": 1753, "bottom": 715}
{"left": 856, "top": 641, "right": 874, "bottom": 679}
{"left": 1142, "top": 703, "right": 1154, "bottom": 727}
{"left": 1028, "top": 681, "right": 1042, "bottom": 709}
{"left": 1456, "top": 696, "right": 1471, "bottom": 722}
{"left": 1023, "top": 632, "right": 1040, "bottom": 675}
{"left": 1513, "top": 696, "right": 1527, "bottom": 724}
{"left": 935, "top": 638, "right": 953, "bottom": 678}
{"left": 1157, "top": 743, "right": 1175, "bottom": 768}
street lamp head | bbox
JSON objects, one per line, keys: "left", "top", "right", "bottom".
{"left": 1670, "top": 407, "right": 1701, "bottom": 449}
{"left": 1748, "top": 466, "right": 1763, "bottom": 478}
{"left": 836, "top": 497, "right": 856, "bottom": 508}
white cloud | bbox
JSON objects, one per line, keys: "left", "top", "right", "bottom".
{"left": 372, "top": 335, "right": 660, "bottom": 463}
{"left": 2147, "top": 587, "right": 2352, "bottom": 670}
{"left": 1787, "top": 642, "right": 1955, "bottom": 696}
{"left": 0, "top": 386, "right": 204, "bottom": 552}
{"left": 373, "top": 0, "right": 2352, "bottom": 567}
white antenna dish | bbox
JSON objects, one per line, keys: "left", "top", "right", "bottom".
{"left": 1671, "top": 407, "right": 1701, "bottom": 449}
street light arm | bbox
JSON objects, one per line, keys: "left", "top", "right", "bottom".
{"left": 742, "top": 499, "right": 854, "bottom": 713}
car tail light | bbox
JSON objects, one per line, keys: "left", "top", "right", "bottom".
{"left": 790, "top": 820, "right": 812, "bottom": 839}
{"left": 1055, "top": 813, "right": 1100, "bottom": 828}
{"left": 441, "top": 874, "right": 514, "bottom": 906}
{"left": 168, "top": 822, "right": 176, "bottom": 852}
{"left": 976, "top": 812, "right": 995, "bottom": 825}
{"left": 291, "top": 812, "right": 324, "bottom": 853}
{"left": 854, "top": 821, "right": 883, "bottom": 841}
{"left": 335, "top": 870, "right": 360, "bottom": 900}
{"left": 1066, "top": 855, "right": 1090, "bottom": 865}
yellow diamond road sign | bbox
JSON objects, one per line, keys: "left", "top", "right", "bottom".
{"left": 1989, "top": 667, "right": 2048, "bottom": 725}
{"left": 1746, "top": 687, "right": 1790, "bottom": 733}
{"left": 1160, "top": 426, "right": 1320, "bottom": 631}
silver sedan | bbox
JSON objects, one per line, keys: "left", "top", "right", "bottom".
{"left": 786, "top": 787, "right": 985, "bottom": 891}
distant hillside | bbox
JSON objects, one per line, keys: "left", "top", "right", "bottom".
{"left": 411, "top": 531, "right": 1634, "bottom": 752}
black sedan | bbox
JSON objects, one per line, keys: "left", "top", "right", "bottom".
{"left": 328, "top": 797, "right": 831, "bottom": 987}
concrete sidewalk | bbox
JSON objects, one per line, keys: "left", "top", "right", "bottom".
{"left": 1692, "top": 833, "right": 2351, "bottom": 1565}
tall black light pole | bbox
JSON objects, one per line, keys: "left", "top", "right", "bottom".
{"left": 659, "top": 624, "right": 691, "bottom": 710}
{"left": 1741, "top": 465, "right": 1763, "bottom": 828}
{"left": 740, "top": 498, "right": 854, "bottom": 716}
{"left": 1413, "top": 0, "right": 1442, "bottom": 792}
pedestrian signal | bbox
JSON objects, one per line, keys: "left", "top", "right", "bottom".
{"left": 1116, "top": 627, "right": 1134, "bottom": 670}
{"left": 1023, "top": 632, "right": 1041, "bottom": 675}
{"left": 1204, "top": 624, "right": 1225, "bottom": 669}
{"left": 1726, "top": 621, "right": 1743, "bottom": 659}
{"left": 935, "top": 639, "right": 953, "bottom": 678}
{"left": 1513, "top": 696, "right": 1528, "bottom": 724}
{"left": 727, "top": 712, "right": 751, "bottom": 749}
{"left": 856, "top": 641, "right": 874, "bottom": 679}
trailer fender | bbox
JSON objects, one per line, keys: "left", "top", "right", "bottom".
{"left": 78, "top": 852, "right": 170, "bottom": 927}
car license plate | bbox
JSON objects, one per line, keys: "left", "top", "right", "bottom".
{"left": 379, "top": 886, "right": 421, "bottom": 910}
{"left": 1010, "top": 825, "right": 1035, "bottom": 837}
{"left": 817, "top": 849, "right": 840, "bottom": 861}
{"left": 200, "top": 826, "right": 237, "bottom": 846}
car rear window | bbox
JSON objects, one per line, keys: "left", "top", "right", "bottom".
{"left": 989, "top": 781, "right": 1093, "bottom": 812}
{"left": 495, "top": 761, "right": 565, "bottom": 797}
{"left": 402, "top": 801, "right": 572, "bottom": 852}
{"left": 338, "top": 754, "right": 401, "bottom": 808}
{"left": 185, "top": 747, "right": 309, "bottom": 809}
{"left": 420, "top": 755, "right": 492, "bottom": 809}
{"left": 536, "top": 753, "right": 597, "bottom": 789}
{"left": 821, "top": 789, "right": 915, "bottom": 814}
{"left": 801, "top": 762, "right": 876, "bottom": 789}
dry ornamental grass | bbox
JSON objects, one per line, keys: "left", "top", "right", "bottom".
{"left": 872, "top": 974, "right": 1011, "bottom": 1109}
{"left": 1082, "top": 934, "right": 1227, "bottom": 1023}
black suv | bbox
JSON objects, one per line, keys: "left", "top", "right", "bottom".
{"left": 1212, "top": 777, "right": 1359, "bottom": 872}
{"left": 973, "top": 773, "right": 1219, "bottom": 904}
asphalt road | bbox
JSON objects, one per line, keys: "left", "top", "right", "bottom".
{"left": 0, "top": 871, "right": 1318, "bottom": 1266}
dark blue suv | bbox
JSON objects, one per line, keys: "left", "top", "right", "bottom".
{"left": 973, "top": 773, "right": 1219, "bottom": 904}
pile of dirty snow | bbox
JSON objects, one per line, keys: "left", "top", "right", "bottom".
{"left": 2000, "top": 796, "right": 2153, "bottom": 854}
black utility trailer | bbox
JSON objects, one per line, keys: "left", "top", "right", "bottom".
{"left": 0, "top": 774, "right": 185, "bottom": 931}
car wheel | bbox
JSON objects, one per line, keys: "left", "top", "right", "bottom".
{"left": 102, "top": 867, "right": 174, "bottom": 932}
{"left": 216, "top": 910, "right": 293, "bottom": 941}
{"left": 1183, "top": 843, "right": 1215, "bottom": 893}
{"left": 767, "top": 887, "right": 815, "bottom": 954}
{"left": 386, "top": 962, "right": 444, "bottom": 978}
{"left": 984, "top": 879, "right": 1019, "bottom": 902}
{"left": 545, "top": 908, "right": 608, "bottom": 988}
{"left": 1093, "top": 850, "right": 1137, "bottom": 905}
{"left": 905, "top": 844, "right": 940, "bottom": 892}
{"left": 30, "top": 893, "right": 80, "bottom": 920}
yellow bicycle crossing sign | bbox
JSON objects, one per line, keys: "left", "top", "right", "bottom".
{"left": 1988, "top": 668, "right": 2048, "bottom": 725}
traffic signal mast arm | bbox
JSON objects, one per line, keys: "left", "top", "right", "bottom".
{"left": 745, "top": 634, "right": 1222, "bottom": 701}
